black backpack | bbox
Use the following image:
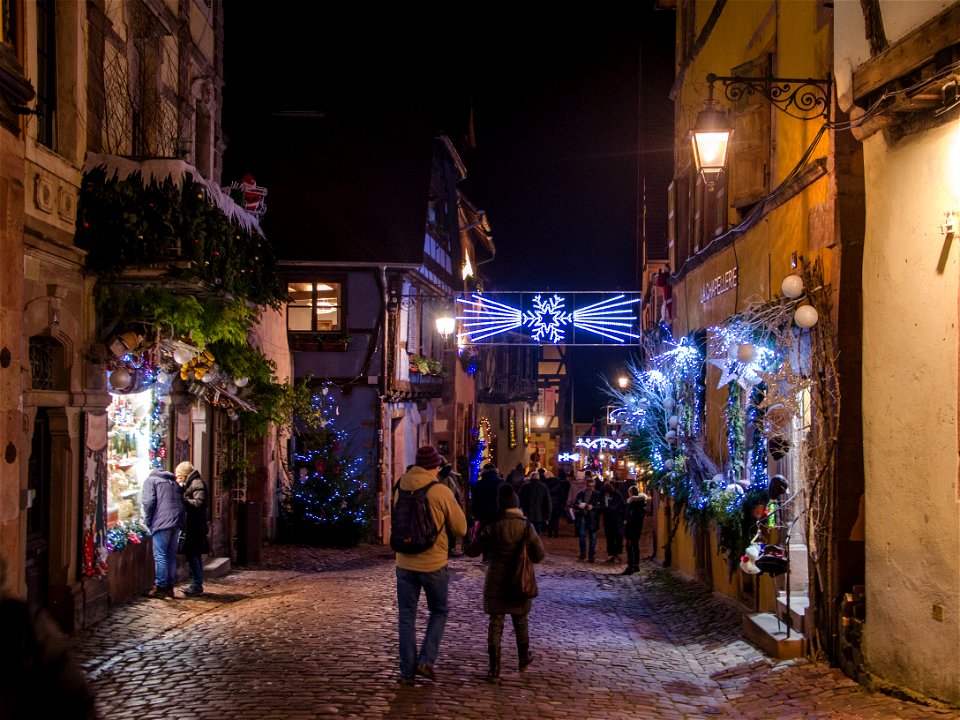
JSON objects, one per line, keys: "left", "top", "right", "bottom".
{"left": 390, "top": 480, "right": 442, "bottom": 554}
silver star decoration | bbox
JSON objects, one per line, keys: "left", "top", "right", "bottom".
{"left": 756, "top": 362, "right": 810, "bottom": 420}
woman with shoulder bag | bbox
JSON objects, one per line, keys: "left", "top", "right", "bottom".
{"left": 175, "top": 461, "right": 209, "bottom": 597}
{"left": 464, "top": 483, "right": 545, "bottom": 683}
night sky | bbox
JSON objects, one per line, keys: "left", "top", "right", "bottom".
{"left": 222, "top": 5, "right": 676, "bottom": 422}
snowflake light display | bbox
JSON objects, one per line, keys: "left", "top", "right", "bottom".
{"left": 456, "top": 292, "right": 641, "bottom": 344}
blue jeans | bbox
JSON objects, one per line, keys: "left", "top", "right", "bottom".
{"left": 396, "top": 566, "right": 449, "bottom": 679}
{"left": 578, "top": 523, "right": 598, "bottom": 560}
{"left": 187, "top": 554, "right": 203, "bottom": 587}
{"left": 151, "top": 527, "right": 179, "bottom": 588}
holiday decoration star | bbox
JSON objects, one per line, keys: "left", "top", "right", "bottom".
{"left": 756, "top": 362, "right": 810, "bottom": 419}
{"left": 708, "top": 357, "right": 740, "bottom": 389}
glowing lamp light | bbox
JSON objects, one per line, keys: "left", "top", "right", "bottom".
{"left": 794, "top": 304, "right": 819, "bottom": 328}
{"left": 617, "top": 375, "right": 629, "bottom": 389}
{"left": 535, "top": 415, "right": 546, "bottom": 428}
{"left": 598, "top": 453, "right": 605, "bottom": 461}
{"left": 737, "top": 343, "right": 755, "bottom": 364}
{"left": 691, "top": 97, "right": 733, "bottom": 188}
{"left": 109, "top": 367, "right": 132, "bottom": 389}
{"left": 781, "top": 274, "right": 804, "bottom": 299}
{"left": 435, "top": 316, "right": 456, "bottom": 339}
{"left": 173, "top": 348, "right": 192, "bottom": 365}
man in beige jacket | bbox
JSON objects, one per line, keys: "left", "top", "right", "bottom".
{"left": 394, "top": 445, "right": 467, "bottom": 686}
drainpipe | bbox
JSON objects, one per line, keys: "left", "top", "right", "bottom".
{"left": 376, "top": 265, "right": 390, "bottom": 544}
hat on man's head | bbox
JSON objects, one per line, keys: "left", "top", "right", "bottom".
{"left": 415, "top": 445, "right": 442, "bottom": 470}
{"left": 497, "top": 483, "right": 520, "bottom": 510}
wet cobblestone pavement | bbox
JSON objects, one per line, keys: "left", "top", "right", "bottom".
{"left": 71, "top": 532, "right": 958, "bottom": 720}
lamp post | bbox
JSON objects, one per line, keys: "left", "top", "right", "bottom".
{"left": 435, "top": 315, "right": 455, "bottom": 341}
{"left": 691, "top": 72, "right": 832, "bottom": 186}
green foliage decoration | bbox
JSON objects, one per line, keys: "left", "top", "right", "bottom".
{"left": 77, "top": 166, "right": 284, "bottom": 307}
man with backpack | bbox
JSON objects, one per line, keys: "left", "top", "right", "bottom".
{"left": 392, "top": 445, "right": 467, "bottom": 686}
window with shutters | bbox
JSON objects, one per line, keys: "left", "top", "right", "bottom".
{"left": 729, "top": 53, "right": 773, "bottom": 214}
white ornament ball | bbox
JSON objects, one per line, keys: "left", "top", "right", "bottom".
{"left": 173, "top": 348, "right": 192, "bottom": 365}
{"left": 109, "top": 367, "right": 132, "bottom": 389}
{"left": 737, "top": 343, "right": 755, "bottom": 364}
{"left": 668, "top": 415, "right": 679, "bottom": 429}
{"left": 781, "top": 274, "right": 804, "bottom": 299}
{"left": 665, "top": 430, "right": 678, "bottom": 444}
{"left": 234, "top": 376, "right": 249, "bottom": 388}
{"left": 156, "top": 370, "right": 171, "bottom": 384}
{"left": 794, "top": 304, "right": 819, "bottom": 328}
{"left": 711, "top": 473, "right": 726, "bottom": 488}
{"left": 664, "top": 459, "right": 674, "bottom": 471}
{"left": 726, "top": 483, "right": 744, "bottom": 495}
{"left": 663, "top": 397, "right": 676, "bottom": 412}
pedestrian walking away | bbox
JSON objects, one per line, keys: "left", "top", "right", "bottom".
{"left": 622, "top": 485, "right": 648, "bottom": 575}
{"left": 571, "top": 473, "right": 602, "bottom": 562}
{"left": 175, "top": 461, "right": 210, "bottom": 596}
{"left": 438, "top": 460, "right": 464, "bottom": 556}
{"left": 393, "top": 445, "right": 467, "bottom": 686}
{"left": 141, "top": 467, "right": 186, "bottom": 599}
{"left": 601, "top": 480, "right": 625, "bottom": 564}
{"left": 471, "top": 463, "right": 502, "bottom": 561}
{"left": 464, "top": 483, "right": 545, "bottom": 683}
{"left": 518, "top": 470, "right": 551, "bottom": 535}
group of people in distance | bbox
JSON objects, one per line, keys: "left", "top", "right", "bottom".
{"left": 392, "top": 447, "right": 649, "bottom": 687}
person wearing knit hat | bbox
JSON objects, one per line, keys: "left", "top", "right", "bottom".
{"left": 465, "top": 481, "right": 545, "bottom": 682}
{"left": 393, "top": 445, "right": 467, "bottom": 685}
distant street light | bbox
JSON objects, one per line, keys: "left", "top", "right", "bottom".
{"left": 535, "top": 414, "right": 546, "bottom": 428}
{"left": 618, "top": 375, "right": 629, "bottom": 390}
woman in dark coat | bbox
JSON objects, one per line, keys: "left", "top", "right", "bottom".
{"left": 175, "top": 461, "right": 209, "bottom": 596}
{"left": 465, "top": 484, "right": 545, "bottom": 683}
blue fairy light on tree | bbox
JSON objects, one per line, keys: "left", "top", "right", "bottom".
{"left": 282, "top": 383, "right": 369, "bottom": 546}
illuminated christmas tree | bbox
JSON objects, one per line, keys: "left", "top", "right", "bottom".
{"left": 283, "top": 385, "right": 369, "bottom": 546}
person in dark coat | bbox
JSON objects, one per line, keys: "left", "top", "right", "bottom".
{"left": 471, "top": 464, "right": 501, "bottom": 561}
{"left": 175, "top": 461, "right": 209, "bottom": 596}
{"left": 518, "top": 471, "right": 551, "bottom": 535}
{"left": 622, "top": 485, "right": 648, "bottom": 575}
{"left": 141, "top": 467, "right": 186, "bottom": 598}
{"left": 464, "top": 484, "right": 545, "bottom": 683}
{"left": 601, "top": 480, "right": 626, "bottom": 563}
{"left": 571, "top": 474, "right": 602, "bottom": 562}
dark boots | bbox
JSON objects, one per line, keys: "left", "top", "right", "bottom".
{"left": 486, "top": 644, "right": 501, "bottom": 683}
{"left": 518, "top": 642, "right": 534, "bottom": 671}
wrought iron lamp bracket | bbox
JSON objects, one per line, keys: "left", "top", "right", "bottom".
{"left": 706, "top": 73, "right": 832, "bottom": 122}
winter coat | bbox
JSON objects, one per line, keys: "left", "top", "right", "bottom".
{"left": 180, "top": 470, "right": 210, "bottom": 555}
{"left": 464, "top": 507, "right": 545, "bottom": 615}
{"left": 141, "top": 469, "right": 185, "bottom": 534}
{"left": 624, "top": 494, "right": 648, "bottom": 540}
{"left": 601, "top": 489, "right": 626, "bottom": 531}
{"left": 572, "top": 488, "right": 603, "bottom": 534}
{"left": 393, "top": 466, "right": 467, "bottom": 573}
{"left": 472, "top": 469, "right": 502, "bottom": 525}
{"left": 519, "top": 477, "right": 551, "bottom": 524}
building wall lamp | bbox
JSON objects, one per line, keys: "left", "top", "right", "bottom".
{"left": 691, "top": 73, "right": 832, "bottom": 188}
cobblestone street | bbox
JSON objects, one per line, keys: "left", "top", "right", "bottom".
{"left": 71, "top": 533, "right": 956, "bottom": 720}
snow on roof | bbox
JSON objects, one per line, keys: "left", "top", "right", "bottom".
{"left": 83, "top": 153, "right": 264, "bottom": 237}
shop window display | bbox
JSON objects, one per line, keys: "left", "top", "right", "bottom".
{"left": 106, "top": 388, "right": 168, "bottom": 552}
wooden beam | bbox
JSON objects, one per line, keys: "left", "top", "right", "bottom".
{"left": 853, "top": 3, "right": 960, "bottom": 102}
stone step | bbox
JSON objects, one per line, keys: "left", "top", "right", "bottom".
{"left": 204, "top": 556, "right": 231, "bottom": 578}
{"left": 742, "top": 611, "right": 807, "bottom": 660}
{"left": 777, "top": 592, "right": 810, "bottom": 635}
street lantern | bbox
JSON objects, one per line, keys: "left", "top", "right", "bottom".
{"left": 535, "top": 414, "right": 546, "bottom": 428}
{"left": 691, "top": 84, "right": 733, "bottom": 189}
{"left": 435, "top": 315, "right": 455, "bottom": 339}
{"left": 617, "top": 375, "right": 629, "bottom": 390}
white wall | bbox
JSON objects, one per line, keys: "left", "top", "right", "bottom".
{"left": 861, "top": 120, "right": 960, "bottom": 706}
